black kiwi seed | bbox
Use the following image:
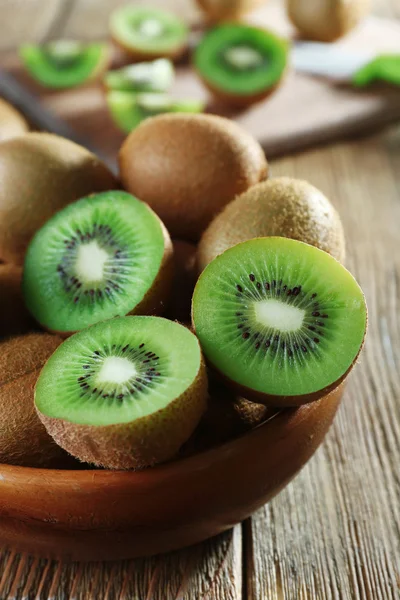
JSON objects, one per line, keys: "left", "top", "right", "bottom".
{"left": 236, "top": 284, "right": 243, "bottom": 292}
{"left": 249, "top": 274, "right": 255, "bottom": 282}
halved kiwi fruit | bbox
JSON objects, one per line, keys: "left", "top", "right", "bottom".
{"left": 196, "top": 0, "right": 266, "bottom": 22}
{"left": 198, "top": 177, "right": 346, "bottom": 272}
{"left": 107, "top": 91, "right": 205, "bottom": 134}
{"left": 23, "top": 191, "right": 173, "bottom": 336}
{"left": 0, "top": 333, "right": 70, "bottom": 467}
{"left": 0, "top": 264, "right": 35, "bottom": 339}
{"left": 0, "top": 132, "right": 117, "bottom": 265}
{"left": 0, "top": 98, "right": 29, "bottom": 142}
{"left": 287, "top": 0, "right": 370, "bottom": 42}
{"left": 192, "top": 237, "right": 367, "bottom": 407}
{"left": 110, "top": 6, "right": 188, "bottom": 61}
{"left": 194, "top": 24, "right": 288, "bottom": 107}
{"left": 20, "top": 41, "right": 110, "bottom": 89}
{"left": 35, "top": 316, "right": 208, "bottom": 469}
{"left": 119, "top": 113, "right": 268, "bottom": 241}
{"left": 104, "top": 59, "right": 175, "bottom": 93}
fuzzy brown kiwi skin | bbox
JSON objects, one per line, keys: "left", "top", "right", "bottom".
{"left": 197, "top": 177, "right": 346, "bottom": 273}
{"left": 111, "top": 35, "right": 188, "bottom": 63}
{"left": 0, "top": 98, "right": 29, "bottom": 142}
{"left": 0, "top": 132, "right": 118, "bottom": 265}
{"left": 0, "top": 264, "right": 36, "bottom": 340}
{"left": 45, "top": 213, "right": 174, "bottom": 339}
{"left": 196, "top": 0, "right": 265, "bottom": 21}
{"left": 287, "top": 0, "right": 370, "bottom": 42}
{"left": 119, "top": 113, "right": 269, "bottom": 241}
{"left": 0, "top": 333, "right": 73, "bottom": 468}
{"left": 36, "top": 357, "right": 208, "bottom": 470}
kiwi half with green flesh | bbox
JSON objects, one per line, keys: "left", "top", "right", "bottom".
{"left": 0, "top": 132, "right": 117, "bottom": 265}
{"left": 107, "top": 91, "right": 205, "bottom": 134}
{"left": 0, "top": 98, "right": 29, "bottom": 142}
{"left": 110, "top": 6, "right": 188, "bottom": 62}
{"left": 198, "top": 177, "right": 346, "bottom": 273}
{"left": 287, "top": 0, "right": 370, "bottom": 43}
{"left": 104, "top": 59, "right": 174, "bottom": 93}
{"left": 0, "top": 264, "right": 35, "bottom": 340}
{"left": 194, "top": 24, "right": 288, "bottom": 107}
{"left": 196, "top": 0, "right": 266, "bottom": 22}
{"left": 20, "top": 41, "right": 110, "bottom": 89}
{"left": 23, "top": 191, "right": 173, "bottom": 336}
{"left": 35, "top": 316, "right": 208, "bottom": 469}
{"left": 0, "top": 333, "right": 70, "bottom": 467}
{"left": 119, "top": 113, "right": 268, "bottom": 241}
{"left": 192, "top": 237, "right": 367, "bottom": 407}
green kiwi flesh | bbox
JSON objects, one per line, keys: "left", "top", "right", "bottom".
{"left": 23, "top": 191, "right": 173, "bottom": 335}
{"left": 107, "top": 91, "right": 205, "bottom": 134}
{"left": 35, "top": 316, "right": 208, "bottom": 469}
{"left": 195, "top": 24, "right": 288, "bottom": 101}
{"left": 198, "top": 177, "right": 346, "bottom": 272}
{"left": 110, "top": 6, "right": 188, "bottom": 60}
{"left": 192, "top": 237, "right": 367, "bottom": 406}
{"left": 20, "top": 41, "right": 109, "bottom": 88}
{"left": 104, "top": 59, "right": 174, "bottom": 93}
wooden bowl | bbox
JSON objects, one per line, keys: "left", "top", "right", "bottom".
{"left": 0, "top": 385, "right": 343, "bottom": 561}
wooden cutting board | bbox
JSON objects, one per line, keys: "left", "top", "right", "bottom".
{"left": 2, "top": 1, "right": 400, "bottom": 164}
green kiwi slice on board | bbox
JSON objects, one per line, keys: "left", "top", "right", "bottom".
{"left": 20, "top": 41, "right": 110, "bottom": 89}
{"left": 35, "top": 316, "right": 208, "bottom": 469}
{"left": 194, "top": 24, "right": 288, "bottom": 107}
{"left": 22, "top": 191, "right": 173, "bottom": 335}
{"left": 107, "top": 91, "right": 205, "bottom": 133}
{"left": 104, "top": 59, "right": 174, "bottom": 93}
{"left": 110, "top": 6, "right": 188, "bottom": 61}
{"left": 192, "top": 237, "right": 367, "bottom": 406}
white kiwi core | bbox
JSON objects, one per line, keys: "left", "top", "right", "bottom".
{"left": 96, "top": 357, "right": 138, "bottom": 385}
{"left": 254, "top": 299, "right": 305, "bottom": 332}
{"left": 138, "top": 19, "right": 164, "bottom": 38}
{"left": 224, "top": 45, "right": 264, "bottom": 70}
{"left": 75, "top": 240, "right": 110, "bottom": 283}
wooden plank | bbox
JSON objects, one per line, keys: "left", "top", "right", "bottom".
{"left": 245, "top": 133, "right": 400, "bottom": 600}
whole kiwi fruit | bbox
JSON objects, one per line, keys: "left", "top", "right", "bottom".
{"left": 198, "top": 177, "right": 346, "bottom": 272}
{"left": 0, "top": 333, "right": 69, "bottom": 467}
{"left": 287, "top": 0, "right": 370, "bottom": 42}
{"left": 0, "top": 98, "right": 29, "bottom": 142}
{"left": 0, "top": 132, "right": 118, "bottom": 265}
{"left": 196, "top": 0, "right": 265, "bottom": 22}
{"left": 119, "top": 113, "right": 268, "bottom": 241}
{"left": 0, "top": 264, "right": 35, "bottom": 339}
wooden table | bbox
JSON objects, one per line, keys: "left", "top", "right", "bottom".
{"left": 0, "top": 1, "right": 399, "bottom": 599}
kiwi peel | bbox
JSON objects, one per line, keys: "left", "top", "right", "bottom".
{"left": 192, "top": 237, "right": 367, "bottom": 407}
{"left": 23, "top": 191, "right": 173, "bottom": 336}
{"left": 20, "top": 41, "right": 110, "bottom": 89}
{"left": 0, "top": 333, "right": 69, "bottom": 467}
{"left": 0, "top": 132, "right": 118, "bottom": 265}
{"left": 119, "top": 113, "right": 268, "bottom": 241}
{"left": 196, "top": 0, "right": 265, "bottom": 22}
{"left": 0, "top": 98, "right": 29, "bottom": 142}
{"left": 0, "top": 264, "right": 35, "bottom": 339}
{"left": 107, "top": 91, "right": 205, "bottom": 134}
{"left": 198, "top": 177, "right": 346, "bottom": 272}
{"left": 195, "top": 24, "right": 288, "bottom": 107}
{"left": 110, "top": 6, "right": 188, "bottom": 61}
{"left": 104, "top": 59, "right": 175, "bottom": 93}
{"left": 35, "top": 317, "right": 208, "bottom": 470}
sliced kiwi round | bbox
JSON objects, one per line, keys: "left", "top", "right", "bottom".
{"left": 198, "top": 177, "right": 346, "bottom": 272}
{"left": 0, "top": 98, "right": 29, "bottom": 142}
{"left": 35, "top": 316, "right": 208, "bottom": 469}
{"left": 107, "top": 91, "right": 205, "bottom": 133}
{"left": 192, "top": 237, "right": 367, "bottom": 406}
{"left": 194, "top": 24, "right": 288, "bottom": 106}
{"left": 110, "top": 6, "right": 188, "bottom": 61}
{"left": 20, "top": 41, "right": 110, "bottom": 89}
{"left": 104, "top": 59, "right": 175, "bottom": 93}
{"left": 22, "top": 191, "right": 173, "bottom": 335}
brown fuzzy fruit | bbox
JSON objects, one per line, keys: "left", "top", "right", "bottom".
{"left": 0, "top": 264, "right": 35, "bottom": 339}
{"left": 0, "top": 132, "right": 118, "bottom": 265}
{"left": 0, "top": 98, "right": 29, "bottom": 142}
{"left": 198, "top": 177, "right": 346, "bottom": 272}
{"left": 287, "top": 0, "right": 371, "bottom": 42}
{"left": 119, "top": 113, "right": 268, "bottom": 241}
{"left": 0, "top": 333, "right": 69, "bottom": 467}
{"left": 167, "top": 240, "right": 198, "bottom": 324}
{"left": 196, "top": 0, "right": 265, "bottom": 21}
